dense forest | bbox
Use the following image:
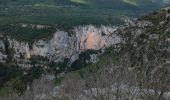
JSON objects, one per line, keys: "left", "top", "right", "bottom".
{"left": 0, "top": 0, "right": 169, "bottom": 41}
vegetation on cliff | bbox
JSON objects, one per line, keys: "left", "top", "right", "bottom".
{"left": 0, "top": 0, "right": 169, "bottom": 41}
{"left": 0, "top": 2, "right": 170, "bottom": 100}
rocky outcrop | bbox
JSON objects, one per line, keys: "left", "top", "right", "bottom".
{"left": 0, "top": 25, "right": 121, "bottom": 65}
{"left": 1, "top": 9, "right": 168, "bottom": 67}
{"left": 0, "top": 39, "right": 7, "bottom": 63}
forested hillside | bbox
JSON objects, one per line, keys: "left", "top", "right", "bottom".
{"left": 0, "top": 1, "right": 170, "bottom": 100}
{"left": 0, "top": 6, "right": 170, "bottom": 100}
{"left": 0, "top": 0, "right": 169, "bottom": 41}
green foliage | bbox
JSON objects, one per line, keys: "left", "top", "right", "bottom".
{"left": 29, "top": 55, "right": 49, "bottom": 63}
{"left": 57, "top": 96, "right": 69, "bottom": 100}
{"left": 139, "top": 10, "right": 167, "bottom": 24}
{"left": 168, "top": 9, "right": 170, "bottom": 13}
{"left": 0, "top": 24, "right": 56, "bottom": 42}
{"left": 0, "top": 63, "right": 45, "bottom": 95}
{"left": 21, "top": 66, "right": 44, "bottom": 83}
{"left": 48, "top": 58, "right": 70, "bottom": 74}
{"left": 0, "top": 0, "right": 169, "bottom": 97}
{"left": 78, "top": 47, "right": 119, "bottom": 78}
{"left": 0, "top": 64, "right": 21, "bottom": 87}
{"left": 0, "top": 64, "right": 26, "bottom": 95}
{"left": 55, "top": 76, "right": 65, "bottom": 85}
{"left": 0, "top": 0, "right": 167, "bottom": 41}
{"left": 70, "top": 50, "right": 98, "bottom": 70}
{"left": 5, "top": 78, "right": 26, "bottom": 95}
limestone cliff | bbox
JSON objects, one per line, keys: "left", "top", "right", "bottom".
{"left": 0, "top": 25, "right": 121, "bottom": 66}
{"left": 1, "top": 7, "right": 169, "bottom": 68}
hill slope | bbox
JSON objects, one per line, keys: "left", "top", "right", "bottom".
{"left": 0, "top": 6, "right": 170, "bottom": 99}
{"left": 0, "top": 0, "right": 169, "bottom": 41}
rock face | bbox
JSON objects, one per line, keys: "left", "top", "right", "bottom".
{"left": 0, "top": 25, "right": 121, "bottom": 65}
{"left": 0, "top": 39, "right": 7, "bottom": 63}
{"left": 1, "top": 13, "right": 165, "bottom": 67}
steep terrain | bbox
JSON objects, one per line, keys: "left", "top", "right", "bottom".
{"left": 0, "top": 6, "right": 169, "bottom": 100}
{"left": 0, "top": 6, "right": 170, "bottom": 99}
{"left": 50, "top": 7, "right": 170, "bottom": 100}
{"left": 0, "top": 1, "right": 170, "bottom": 99}
{"left": 0, "top": 25, "right": 120, "bottom": 64}
{"left": 0, "top": 0, "right": 169, "bottom": 41}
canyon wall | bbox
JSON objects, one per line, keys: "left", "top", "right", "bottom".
{"left": 0, "top": 25, "right": 121, "bottom": 65}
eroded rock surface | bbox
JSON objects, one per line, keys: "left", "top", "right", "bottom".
{"left": 0, "top": 25, "right": 121, "bottom": 65}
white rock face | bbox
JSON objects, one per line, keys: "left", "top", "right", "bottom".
{"left": 0, "top": 25, "right": 121, "bottom": 63}
{"left": 0, "top": 39, "right": 7, "bottom": 63}
{"left": 136, "top": 20, "right": 153, "bottom": 28}
{"left": 8, "top": 39, "right": 30, "bottom": 59}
